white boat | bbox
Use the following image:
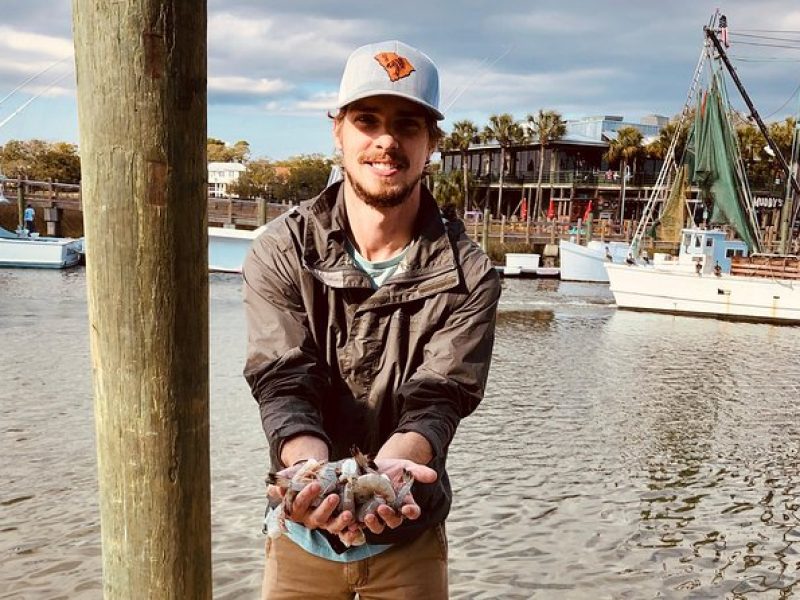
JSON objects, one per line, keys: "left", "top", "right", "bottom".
{"left": 607, "top": 229, "right": 800, "bottom": 323}
{"left": 0, "top": 226, "right": 83, "bottom": 269}
{"left": 208, "top": 225, "right": 266, "bottom": 273}
{"left": 502, "top": 253, "right": 539, "bottom": 277}
{"left": 607, "top": 20, "right": 800, "bottom": 324}
{"left": 559, "top": 239, "right": 630, "bottom": 282}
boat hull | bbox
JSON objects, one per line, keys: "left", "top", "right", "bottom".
{"left": 559, "top": 240, "right": 630, "bottom": 282}
{"left": 208, "top": 225, "right": 265, "bottom": 273}
{"left": 606, "top": 263, "right": 800, "bottom": 323}
{"left": 0, "top": 235, "right": 83, "bottom": 269}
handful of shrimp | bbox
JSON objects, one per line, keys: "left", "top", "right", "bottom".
{"left": 266, "top": 447, "right": 415, "bottom": 546}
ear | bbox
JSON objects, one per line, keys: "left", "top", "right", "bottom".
{"left": 333, "top": 121, "right": 343, "bottom": 151}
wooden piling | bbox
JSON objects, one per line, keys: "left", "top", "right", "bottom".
{"left": 73, "top": 2, "right": 211, "bottom": 598}
{"left": 17, "top": 180, "right": 24, "bottom": 231}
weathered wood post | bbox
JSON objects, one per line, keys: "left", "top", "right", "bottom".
{"left": 257, "top": 197, "right": 267, "bottom": 226}
{"left": 500, "top": 215, "right": 506, "bottom": 244}
{"left": 481, "top": 208, "right": 490, "bottom": 252}
{"left": 17, "top": 179, "right": 25, "bottom": 231}
{"left": 585, "top": 214, "right": 593, "bottom": 245}
{"left": 73, "top": 2, "right": 211, "bottom": 598}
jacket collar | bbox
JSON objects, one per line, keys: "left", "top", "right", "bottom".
{"left": 301, "top": 181, "right": 461, "bottom": 300}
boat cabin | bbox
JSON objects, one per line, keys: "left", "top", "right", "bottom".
{"left": 677, "top": 228, "right": 748, "bottom": 274}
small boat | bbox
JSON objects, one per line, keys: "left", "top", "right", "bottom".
{"left": 559, "top": 239, "right": 630, "bottom": 282}
{"left": 208, "top": 225, "right": 266, "bottom": 273}
{"left": 502, "top": 253, "right": 540, "bottom": 277}
{"left": 0, "top": 226, "right": 83, "bottom": 269}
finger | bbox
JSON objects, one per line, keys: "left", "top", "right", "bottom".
{"left": 364, "top": 513, "right": 385, "bottom": 535}
{"left": 400, "top": 502, "right": 421, "bottom": 521}
{"left": 307, "top": 494, "right": 340, "bottom": 528}
{"left": 403, "top": 464, "right": 437, "bottom": 483}
{"left": 324, "top": 510, "right": 353, "bottom": 535}
{"left": 266, "top": 484, "right": 285, "bottom": 499}
{"left": 339, "top": 528, "right": 364, "bottom": 546}
{"left": 289, "top": 483, "right": 321, "bottom": 517}
{"left": 376, "top": 504, "right": 403, "bottom": 529}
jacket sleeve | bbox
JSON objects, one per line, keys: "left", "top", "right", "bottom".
{"left": 394, "top": 263, "right": 501, "bottom": 461}
{"left": 242, "top": 226, "right": 332, "bottom": 468}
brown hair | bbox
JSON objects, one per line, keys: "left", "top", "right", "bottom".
{"left": 329, "top": 106, "right": 444, "bottom": 149}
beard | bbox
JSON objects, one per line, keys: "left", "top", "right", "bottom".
{"left": 342, "top": 152, "right": 424, "bottom": 208}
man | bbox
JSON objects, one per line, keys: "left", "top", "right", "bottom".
{"left": 24, "top": 203, "right": 35, "bottom": 235}
{"left": 243, "top": 40, "right": 500, "bottom": 599}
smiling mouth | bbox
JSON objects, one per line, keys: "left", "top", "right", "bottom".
{"left": 362, "top": 155, "right": 408, "bottom": 172}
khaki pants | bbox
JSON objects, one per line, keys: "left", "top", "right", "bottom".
{"left": 262, "top": 525, "right": 448, "bottom": 600}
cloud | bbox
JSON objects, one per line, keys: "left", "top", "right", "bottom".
{"left": 0, "top": 26, "right": 72, "bottom": 59}
{"left": 208, "top": 76, "right": 291, "bottom": 104}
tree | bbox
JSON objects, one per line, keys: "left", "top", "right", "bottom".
{"left": 0, "top": 139, "right": 81, "bottom": 182}
{"left": 432, "top": 168, "right": 463, "bottom": 217}
{"left": 271, "top": 154, "right": 333, "bottom": 203}
{"left": 441, "top": 119, "right": 478, "bottom": 211}
{"left": 229, "top": 159, "right": 278, "bottom": 199}
{"left": 481, "top": 113, "right": 526, "bottom": 217}
{"left": 526, "top": 109, "right": 566, "bottom": 221}
{"left": 646, "top": 114, "right": 691, "bottom": 163}
{"left": 605, "top": 126, "right": 644, "bottom": 223}
{"left": 207, "top": 138, "right": 249, "bottom": 163}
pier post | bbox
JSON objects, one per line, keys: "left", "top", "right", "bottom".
{"left": 44, "top": 206, "right": 62, "bottom": 237}
{"left": 17, "top": 180, "right": 24, "bottom": 231}
{"left": 73, "top": 2, "right": 211, "bottom": 598}
{"left": 481, "top": 208, "right": 490, "bottom": 252}
{"left": 257, "top": 197, "right": 267, "bottom": 226}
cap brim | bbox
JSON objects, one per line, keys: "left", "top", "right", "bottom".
{"left": 338, "top": 90, "right": 444, "bottom": 121}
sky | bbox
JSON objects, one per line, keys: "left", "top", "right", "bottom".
{"left": 1, "top": 1, "right": 799, "bottom": 161}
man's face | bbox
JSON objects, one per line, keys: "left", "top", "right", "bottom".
{"left": 334, "top": 95, "right": 434, "bottom": 208}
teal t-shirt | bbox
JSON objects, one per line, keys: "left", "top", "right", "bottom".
{"left": 345, "top": 240, "right": 409, "bottom": 288}
{"left": 270, "top": 239, "right": 412, "bottom": 562}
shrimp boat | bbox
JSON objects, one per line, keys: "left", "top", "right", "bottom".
{"left": 0, "top": 226, "right": 83, "bottom": 269}
{"left": 606, "top": 18, "right": 800, "bottom": 324}
{"left": 558, "top": 239, "right": 630, "bottom": 282}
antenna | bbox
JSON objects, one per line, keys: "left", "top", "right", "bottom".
{"left": 0, "top": 55, "right": 72, "bottom": 108}
{"left": 0, "top": 71, "right": 72, "bottom": 130}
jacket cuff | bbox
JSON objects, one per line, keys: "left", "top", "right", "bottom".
{"left": 394, "top": 406, "right": 460, "bottom": 461}
{"left": 269, "top": 424, "right": 333, "bottom": 469}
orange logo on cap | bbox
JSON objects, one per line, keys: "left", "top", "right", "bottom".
{"left": 374, "top": 52, "right": 415, "bottom": 82}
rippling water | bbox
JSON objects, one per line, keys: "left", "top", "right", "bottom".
{"left": 2, "top": 270, "right": 799, "bottom": 599}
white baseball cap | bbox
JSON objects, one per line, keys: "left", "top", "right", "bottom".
{"left": 336, "top": 40, "right": 444, "bottom": 120}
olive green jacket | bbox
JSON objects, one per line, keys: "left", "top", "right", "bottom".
{"left": 243, "top": 181, "right": 500, "bottom": 545}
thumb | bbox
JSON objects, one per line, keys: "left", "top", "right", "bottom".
{"left": 405, "top": 463, "right": 437, "bottom": 483}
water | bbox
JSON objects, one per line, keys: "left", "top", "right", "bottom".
{"left": 2, "top": 270, "right": 800, "bottom": 599}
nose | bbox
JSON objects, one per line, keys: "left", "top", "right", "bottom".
{"left": 374, "top": 129, "right": 399, "bottom": 150}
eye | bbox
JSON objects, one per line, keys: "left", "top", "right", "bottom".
{"left": 395, "top": 118, "right": 423, "bottom": 133}
{"left": 353, "top": 114, "right": 378, "bottom": 127}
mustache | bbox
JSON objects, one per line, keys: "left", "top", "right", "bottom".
{"left": 358, "top": 152, "right": 409, "bottom": 168}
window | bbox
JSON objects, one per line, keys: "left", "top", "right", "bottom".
{"left": 706, "top": 237, "right": 713, "bottom": 247}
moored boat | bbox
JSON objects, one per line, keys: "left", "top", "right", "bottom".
{"left": 0, "top": 226, "right": 83, "bottom": 269}
{"left": 607, "top": 17, "right": 800, "bottom": 324}
{"left": 559, "top": 239, "right": 630, "bottom": 282}
{"left": 208, "top": 225, "right": 266, "bottom": 273}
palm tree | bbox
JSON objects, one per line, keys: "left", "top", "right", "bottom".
{"left": 605, "top": 126, "right": 644, "bottom": 224}
{"left": 481, "top": 113, "right": 526, "bottom": 217}
{"left": 441, "top": 119, "right": 478, "bottom": 211}
{"left": 526, "top": 109, "right": 566, "bottom": 222}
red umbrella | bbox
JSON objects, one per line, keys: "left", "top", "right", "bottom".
{"left": 582, "top": 200, "right": 593, "bottom": 221}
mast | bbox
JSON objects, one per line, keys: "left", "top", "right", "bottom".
{"left": 704, "top": 26, "right": 800, "bottom": 198}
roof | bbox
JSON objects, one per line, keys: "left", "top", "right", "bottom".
{"left": 208, "top": 162, "right": 247, "bottom": 172}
